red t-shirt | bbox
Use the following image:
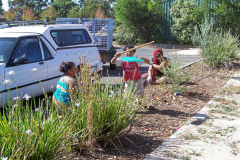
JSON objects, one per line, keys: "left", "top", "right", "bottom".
{"left": 122, "top": 61, "right": 141, "bottom": 81}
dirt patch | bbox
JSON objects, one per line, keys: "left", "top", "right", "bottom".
{"left": 73, "top": 61, "right": 240, "bottom": 160}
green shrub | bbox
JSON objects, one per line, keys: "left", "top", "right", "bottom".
{"left": 115, "top": 28, "right": 136, "bottom": 45}
{"left": 170, "top": 0, "right": 198, "bottom": 44}
{"left": 114, "top": 0, "right": 164, "bottom": 43}
{"left": 192, "top": 18, "right": 240, "bottom": 68}
{"left": 161, "top": 53, "right": 192, "bottom": 92}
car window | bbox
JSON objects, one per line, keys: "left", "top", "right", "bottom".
{"left": 50, "top": 29, "right": 92, "bottom": 46}
{"left": 13, "top": 38, "right": 42, "bottom": 63}
{"left": 0, "top": 38, "right": 16, "bottom": 62}
{"left": 40, "top": 40, "right": 52, "bottom": 60}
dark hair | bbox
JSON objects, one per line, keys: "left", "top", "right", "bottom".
{"left": 123, "top": 44, "right": 135, "bottom": 52}
{"left": 59, "top": 61, "right": 75, "bottom": 74}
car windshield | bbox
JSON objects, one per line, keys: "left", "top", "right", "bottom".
{"left": 0, "top": 38, "right": 16, "bottom": 62}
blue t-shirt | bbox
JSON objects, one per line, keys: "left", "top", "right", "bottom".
{"left": 53, "top": 77, "right": 76, "bottom": 105}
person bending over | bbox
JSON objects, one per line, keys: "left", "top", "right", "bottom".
{"left": 53, "top": 61, "right": 78, "bottom": 106}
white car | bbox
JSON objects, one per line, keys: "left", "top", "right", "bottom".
{"left": 0, "top": 24, "right": 103, "bottom": 107}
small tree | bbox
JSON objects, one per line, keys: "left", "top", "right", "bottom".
{"left": 95, "top": 7, "right": 105, "bottom": 19}
{"left": 22, "top": 7, "right": 36, "bottom": 21}
{"left": 67, "top": 6, "right": 81, "bottom": 18}
{"left": 40, "top": 7, "right": 57, "bottom": 20}
{"left": 4, "top": 10, "right": 16, "bottom": 21}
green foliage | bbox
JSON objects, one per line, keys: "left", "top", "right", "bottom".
{"left": 114, "top": 0, "right": 164, "bottom": 43}
{"left": 8, "top": 0, "right": 25, "bottom": 20}
{"left": 78, "top": 0, "right": 112, "bottom": 18}
{"left": 4, "top": 10, "right": 16, "bottom": 21}
{"left": 192, "top": 18, "right": 240, "bottom": 68}
{"left": 67, "top": 6, "right": 81, "bottom": 18}
{"left": 115, "top": 28, "right": 136, "bottom": 45}
{"left": 39, "top": 6, "right": 57, "bottom": 20}
{"left": 8, "top": 0, "right": 47, "bottom": 20}
{"left": 0, "top": 0, "right": 3, "bottom": 14}
{"left": 214, "top": 0, "right": 240, "bottom": 36}
{"left": 0, "top": 97, "right": 71, "bottom": 159}
{"left": 69, "top": 59, "right": 143, "bottom": 145}
{"left": 161, "top": 53, "right": 191, "bottom": 92}
{"left": 51, "top": 0, "right": 77, "bottom": 18}
{"left": 170, "top": 0, "right": 198, "bottom": 44}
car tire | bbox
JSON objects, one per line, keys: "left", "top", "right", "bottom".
{"left": 110, "top": 62, "right": 116, "bottom": 70}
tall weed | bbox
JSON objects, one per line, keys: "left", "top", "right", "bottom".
{"left": 192, "top": 18, "right": 240, "bottom": 68}
{"left": 67, "top": 58, "right": 144, "bottom": 150}
{"left": 0, "top": 97, "right": 72, "bottom": 159}
{"left": 161, "top": 53, "right": 191, "bottom": 92}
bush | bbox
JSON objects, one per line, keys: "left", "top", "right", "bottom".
{"left": 115, "top": 28, "right": 136, "bottom": 45}
{"left": 114, "top": 0, "right": 164, "bottom": 43}
{"left": 161, "top": 53, "right": 192, "bottom": 92}
{"left": 192, "top": 18, "right": 240, "bottom": 68}
{"left": 170, "top": 0, "right": 198, "bottom": 44}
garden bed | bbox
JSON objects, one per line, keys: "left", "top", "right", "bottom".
{"left": 73, "top": 60, "right": 240, "bottom": 159}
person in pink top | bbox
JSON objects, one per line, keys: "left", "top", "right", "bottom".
{"left": 111, "top": 44, "right": 152, "bottom": 96}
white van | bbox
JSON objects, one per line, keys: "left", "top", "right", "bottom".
{"left": 0, "top": 24, "right": 103, "bottom": 107}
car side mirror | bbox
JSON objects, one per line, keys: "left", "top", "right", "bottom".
{"left": 11, "top": 57, "right": 29, "bottom": 66}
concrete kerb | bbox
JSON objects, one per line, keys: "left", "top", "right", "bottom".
{"left": 145, "top": 67, "right": 240, "bottom": 159}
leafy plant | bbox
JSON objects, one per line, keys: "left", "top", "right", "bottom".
{"left": 4, "top": 10, "right": 16, "bottom": 21}
{"left": 115, "top": 28, "right": 136, "bottom": 45}
{"left": 114, "top": 0, "right": 164, "bottom": 43}
{"left": 170, "top": 0, "right": 198, "bottom": 44}
{"left": 161, "top": 53, "right": 192, "bottom": 92}
{"left": 40, "top": 7, "right": 57, "bottom": 20}
{"left": 192, "top": 18, "right": 240, "bottom": 68}
{"left": 22, "top": 7, "right": 36, "bottom": 21}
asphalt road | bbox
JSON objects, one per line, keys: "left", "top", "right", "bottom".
{"left": 100, "top": 47, "right": 201, "bottom": 84}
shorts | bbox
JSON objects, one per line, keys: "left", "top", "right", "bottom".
{"left": 124, "top": 78, "right": 144, "bottom": 96}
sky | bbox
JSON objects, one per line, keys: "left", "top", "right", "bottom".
{"left": 2, "top": 0, "right": 9, "bottom": 11}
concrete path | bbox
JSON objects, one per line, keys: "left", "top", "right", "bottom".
{"left": 145, "top": 70, "right": 240, "bottom": 159}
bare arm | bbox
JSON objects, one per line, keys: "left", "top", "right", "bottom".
{"left": 111, "top": 52, "right": 122, "bottom": 64}
{"left": 148, "top": 65, "right": 153, "bottom": 77}
{"left": 153, "top": 59, "right": 169, "bottom": 71}
{"left": 67, "top": 80, "right": 78, "bottom": 95}
{"left": 137, "top": 57, "right": 152, "bottom": 65}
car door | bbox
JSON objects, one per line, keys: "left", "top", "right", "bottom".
{"left": 4, "top": 37, "right": 48, "bottom": 102}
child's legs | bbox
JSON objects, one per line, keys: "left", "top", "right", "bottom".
{"left": 124, "top": 79, "right": 144, "bottom": 96}
{"left": 141, "top": 73, "right": 149, "bottom": 80}
{"left": 136, "top": 78, "right": 144, "bottom": 96}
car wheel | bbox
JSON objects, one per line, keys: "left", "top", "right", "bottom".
{"left": 110, "top": 62, "right": 116, "bottom": 70}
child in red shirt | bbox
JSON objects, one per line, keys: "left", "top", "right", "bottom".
{"left": 111, "top": 44, "right": 152, "bottom": 96}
